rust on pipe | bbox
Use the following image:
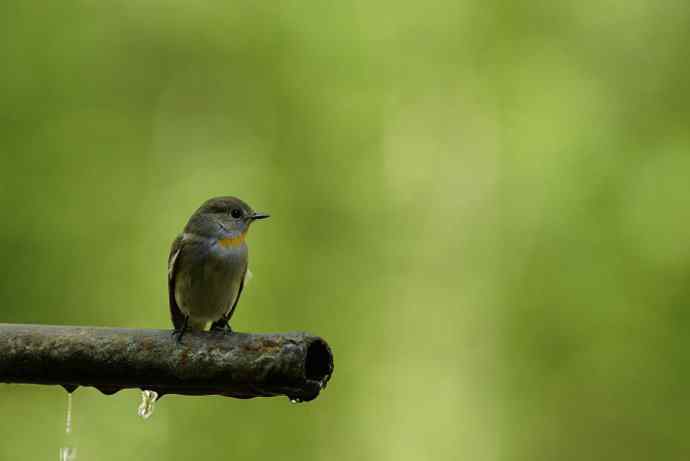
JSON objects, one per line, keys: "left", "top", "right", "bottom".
{"left": 0, "top": 323, "right": 333, "bottom": 402}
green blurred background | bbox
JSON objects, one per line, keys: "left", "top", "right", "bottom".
{"left": 1, "top": 1, "right": 689, "bottom": 460}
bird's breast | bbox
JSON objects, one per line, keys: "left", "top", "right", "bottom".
{"left": 175, "top": 241, "right": 248, "bottom": 323}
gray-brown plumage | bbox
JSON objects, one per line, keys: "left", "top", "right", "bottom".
{"left": 168, "top": 196, "right": 269, "bottom": 341}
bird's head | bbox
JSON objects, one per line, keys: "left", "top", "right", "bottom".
{"left": 185, "top": 196, "right": 269, "bottom": 244}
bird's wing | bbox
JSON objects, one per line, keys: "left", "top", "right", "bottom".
{"left": 225, "top": 262, "right": 248, "bottom": 320}
{"left": 168, "top": 234, "right": 187, "bottom": 330}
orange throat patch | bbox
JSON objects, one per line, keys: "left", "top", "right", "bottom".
{"left": 218, "top": 233, "right": 246, "bottom": 248}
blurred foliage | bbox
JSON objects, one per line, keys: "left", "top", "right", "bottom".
{"left": 1, "top": 1, "right": 690, "bottom": 460}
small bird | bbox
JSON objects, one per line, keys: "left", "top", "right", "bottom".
{"left": 168, "top": 196, "right": 269, "bottom": 341}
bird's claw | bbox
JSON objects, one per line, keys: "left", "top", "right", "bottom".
{"left": 171, "top": 315, "right": 189, "bottom": 344}
{"left": 171, "top": 328, "right": 186, "bottom": 344}
{"left": 210, "top": 320, "right": 233, "bottom": 335}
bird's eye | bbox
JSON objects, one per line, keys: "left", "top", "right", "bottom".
{"left": 231, "top": 208, "right": 242, "bottom": 219}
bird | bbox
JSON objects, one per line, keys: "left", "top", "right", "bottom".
{"left": 168, "top": 196, "right": 269, "bottom": 342}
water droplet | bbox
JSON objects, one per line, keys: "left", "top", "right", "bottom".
{"left": 65, "top": 393, "right": 73, "bottom": 435}
{"left": 289, "top": 397, "right": 302, "bottom": 404}
{"left": 59, "top": 447, "right": 77, "bottom": 461}
{"left": 138, "top": 390, "right": 159, "bottom": 419}
{"left": 60, "top": 392, "right": 77, "bottom": 460}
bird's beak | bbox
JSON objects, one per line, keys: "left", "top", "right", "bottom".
{"left": 250, "top": 211, "right": 270, "bottom": 221}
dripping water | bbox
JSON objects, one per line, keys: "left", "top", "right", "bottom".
{"left": 138, "top": 390, "right": 159, "bottom": 419}
{"left": 65, "top": 393, "right": 73, "bottom": 434}
{"left": 59, "top": 392, "right": 77, "bottom": 461}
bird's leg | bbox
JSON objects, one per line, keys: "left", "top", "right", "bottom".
{"left": 171, "top": 315, "right": 189, "bottom": 343}
{"left": 210, "top": 315, "right": 233, "bottom": 334}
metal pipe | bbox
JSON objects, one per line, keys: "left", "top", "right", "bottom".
{"left": 0, "top": 323, "right": 333, "bottom": 402}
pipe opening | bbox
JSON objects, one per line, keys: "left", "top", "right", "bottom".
{"left": 305, "top": 339, "right": 333, "bottom": 382}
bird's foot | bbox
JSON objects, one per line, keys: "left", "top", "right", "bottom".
{"left": 171, "top": 316, "right": 189, "bottom": 344}
{"left": 210, "top": 319, "right": 233, "bottom": 335}
{"left": 171, "top": 328, "right": 187, "bottom": 344}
